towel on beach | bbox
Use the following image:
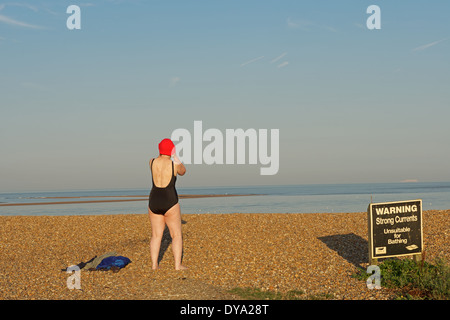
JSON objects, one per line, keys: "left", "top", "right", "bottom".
{"left": 61, "top": 251, "right": 125, "bottom": 272}
{"left": 96, "top": 256, "right": 131, "bottom": 271}
{"left": 82, "top": 251, "right": 117, "bottom": 270}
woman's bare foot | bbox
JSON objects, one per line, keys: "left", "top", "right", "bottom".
{"left": 175, "top": 265, "right": 188, "bottom": 270}
{"left": 152, "top": 265, "right": 160, "bottom": 270}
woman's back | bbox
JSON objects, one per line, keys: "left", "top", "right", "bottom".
{"left": 149, "top": 156, "right": 178, "bottom": 215}
{"left": 151, "top": 157, "right": 176, "bottom": 188}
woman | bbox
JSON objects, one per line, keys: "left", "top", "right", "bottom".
{"left": 148, "top": 138, "right": 187, "bottom": 270}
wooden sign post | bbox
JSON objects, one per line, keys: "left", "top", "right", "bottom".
{"left": 368, "top": 199, "right": 423, "bottom": 265}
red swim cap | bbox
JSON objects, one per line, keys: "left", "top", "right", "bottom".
{"left": 158, "top": 138, "right": 175, "bottom": 156}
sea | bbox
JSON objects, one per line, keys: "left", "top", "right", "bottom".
{"left": 1, "top": 182, "right": 450, "bottom": 217}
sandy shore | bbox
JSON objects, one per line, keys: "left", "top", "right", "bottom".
{"left": 0, "top": 210, "right": 448, "bottom": 300}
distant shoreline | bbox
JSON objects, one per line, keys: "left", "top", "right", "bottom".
{"left": 0, "top": 194, "right": 260, "bottom": 207}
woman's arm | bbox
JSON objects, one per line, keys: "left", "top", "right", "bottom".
{"left": 172, "top": 155, "right": 186, "bottom": 176}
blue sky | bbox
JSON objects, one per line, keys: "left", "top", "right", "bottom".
{"left": 1, "top": 0, "right": 449, "bottom": 192}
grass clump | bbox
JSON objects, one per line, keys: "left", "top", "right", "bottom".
{"left": 353, "top": 256, "right": 449, "bottom": 300}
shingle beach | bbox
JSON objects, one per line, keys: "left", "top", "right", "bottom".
{"left": 0, "top": 210, "right": 448, "bottom": 300}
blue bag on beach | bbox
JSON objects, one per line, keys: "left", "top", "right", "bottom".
{"left": 96, "top": 256, "right": 131, "bottom": 271}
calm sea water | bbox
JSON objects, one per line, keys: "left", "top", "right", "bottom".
{"left": 1, "top": 182, "right": 450, "bottom": 216}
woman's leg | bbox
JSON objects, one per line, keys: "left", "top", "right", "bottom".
{"left": 164, "top": 203, "right": 187, "bottom": 270}
{"left": 148, "top": 208, "right": 166, "bottom": 269}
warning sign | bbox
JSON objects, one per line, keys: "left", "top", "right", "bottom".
{"left": 368, "top": 199, "right": 423, "bottom": 261}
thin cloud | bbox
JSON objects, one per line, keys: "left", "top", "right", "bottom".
{"left": 323, "top": 26, "right": 338, "bottom": 33}
{"left": 0, "top": 4, "right": 45, "bottom": 29}
{"left": 5, "top": 3, "right": 38, "bottom": 12}
{"left": 44, "top": 8, "right": 59, "bottom": 16}
{"left": 240, "top": 56, "right": 264, "bottom": 67}
{"left": 286, "top": 17, "right": 300, "bottom": 29}
{"left": 169, "top": 76, "right": 181, "bottom": 87}
{"left": 286, "top": 17, "right": 337, "bottom": 32}
{"left": 286, "top": 17, "right": 312, "bottom": 30}
{"left": 240, "top": 54, "right": 289, "bottom": 69}
{"left": 412, "top": 38, "right": 448, "bottom": 52}
{"left": 0, "top": 14, "right": 45, "bottom": 29}
{"left": 270, "top": 52, "right": 287, "bottom": 64}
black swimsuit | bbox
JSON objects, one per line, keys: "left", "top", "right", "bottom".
{"left": 148, "top": 159, "right": 179, "bottom": 215}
